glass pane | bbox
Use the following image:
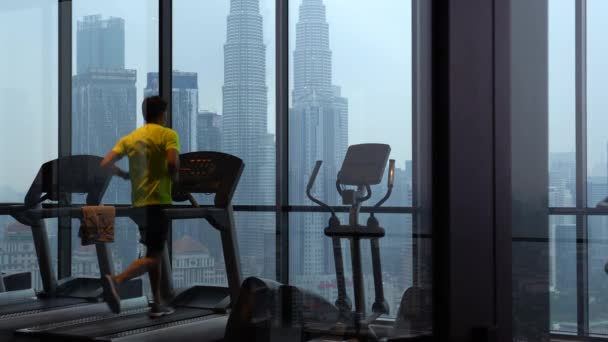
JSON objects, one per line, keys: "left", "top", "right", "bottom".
{"left": 171, "top": 211, "right": 276, "bottom": 288}
{"left": 0, "top": 1, "right": 58, "bottom": 291}
{"left": 549, "top": 215, "right": 577, "bottom": 334}
{"left": 0, "top": 216, "right": 58, "bottom": 291}
{"left": 71, "top": 1, "right": 158, "bottom": 283}
{"left": 290, "top": 212, "right": 427, "bottom": 325}
{"left": 548, "top": 0, "right": 576, "bottom": 208}
{"left": 588, "top": 216, "right": 608, "bottom": 336}
{"left": 0, "top": 1, "right": 58, "bottom": 201}
{"left": 172, "top": 219, "right": 227, "bottom": 288}
{"left": 71, "top": 218, "right": 140, "bottom": 278}
{"left": 171, "top": 0, "right": 276, "bottom": 284}
{"left": 235, "top": 211, "right": 276, "bottom": 279}
{"left": 288, "top": 0, "right": 413, "bottom": 207}
{"left": 587, "top": 0, "right": 608, "bottom": 207}
{"left": 172, "top": 0, "right": 276, "bottom": 206}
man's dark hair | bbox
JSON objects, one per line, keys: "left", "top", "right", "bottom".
{"left": 142, "top": 96, "right": 167, "bottom": 122}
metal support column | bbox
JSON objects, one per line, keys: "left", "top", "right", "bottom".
{"left": 58, "top": 0, "right": 73, "bottom": 280}
{"left": 276, "top": 0, "right": 290, "bottom": 284}
{"left": 575, "top": 0, "right": 589, "bottom": 336}
{"left": 158, "top": 0, "right": 174, "bottom": 300}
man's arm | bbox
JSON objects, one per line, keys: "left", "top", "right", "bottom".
{"left": 166, "top": 148, "right": 180, "bottom": 183}
{"left": 100, "top": 151, "right": 129, "bottom": 180}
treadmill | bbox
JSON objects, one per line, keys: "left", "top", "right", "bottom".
{"left": 0, "top": 155, "right": 146, "bottom": 341}
{"left": 15, "top": 151, "right": 244, "bottom": 342}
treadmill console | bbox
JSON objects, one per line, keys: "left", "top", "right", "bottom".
{"left": 172, "top": 151, "right": 245, "bottom": 207}
{"left": 337, "top": 144, "right": 391, "bottom": 186}
{"left": 24, "top": 155, "right": 112, "bottom": 208}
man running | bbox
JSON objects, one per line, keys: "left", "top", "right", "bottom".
{"left": 100, "top": 96, "right": 180, "bottom": 318}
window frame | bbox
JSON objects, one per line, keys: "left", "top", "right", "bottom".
{"left": 0, "top": 0, "right": 424, "bottom": 322}
{"left": 546, "top": 0, "right": 608, "bottom": 339}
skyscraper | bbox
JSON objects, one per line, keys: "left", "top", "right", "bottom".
{"left": 145, "top": 71, "right": 198, "bottom": 153}
{"left": 222, "top": 0, "right": 271, "bottom": 203}
{"left": 289, "top": 0, "right": 349, "bottom": 276}
{"left": 196, "top": 111, "right": 221, "bottom": 152}
{"left": 73, "top": 14, "right": 137, "bottom": 270}
{"left": 222, "top": 0, "right": 275, "bottom": 277}
{"left": 73, "top": 15, "right": 136, "bottom": 205}
{"left": 72, "top": 70, "right": 137, "bottom": 166}
{"left": 77, "top": 15, "right": 125, "bottom": 75}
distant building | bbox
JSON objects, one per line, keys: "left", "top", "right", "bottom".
{"left": 0, "top": 222, "right": 39, "bottom": 289}
{"left": 289, "top": 0, "right": 349, "bottom": 276}
{"left": 145, "top": 71, "right": 198, "bottom": 153}
{"left": 222, "top": 0, "right": 275, "bottom": 276}
{"left": 76, "top": 15, "right": 125, "bottom": 74}
{"left": 73, "top": 14, "right": 138, "bottom": 274}
{"left": 72, "top": 244, "right": 123, "bottom": 277}
{"left": 196, "top": 111, "right": 221, "bottom": 152}
{"left": 72, "top": 69, "right": 136, "bottom": 204}
{"left": 172, "top": 235, "right": 225, "bottom": 288}
{"left": 549, "top": 152, "right": 576, "bottom": 207}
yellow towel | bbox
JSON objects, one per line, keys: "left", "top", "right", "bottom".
{"left": 79, "top": 206, "right": 115, "bottom": 246}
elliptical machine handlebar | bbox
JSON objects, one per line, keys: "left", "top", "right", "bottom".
{"left": 306, "top": 161, "right": 336, "bottom": 216}
{"left": 372, "top": 159, "right": 396, "bottom": 210}
{"left": 306, "top": 160, "right": 323, "bottom": 192}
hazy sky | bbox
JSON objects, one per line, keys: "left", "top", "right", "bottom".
{"left": 0, "top": 0, "right": 412, "bottom": 198}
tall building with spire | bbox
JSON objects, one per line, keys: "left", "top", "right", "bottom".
{"left": 289, "top": 0, "right": 349, "bottom": 276}
{"left": 222, "top": 0, "right": 275, "bottom": 277}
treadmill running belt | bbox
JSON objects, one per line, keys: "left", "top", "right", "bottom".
{"left": 0, "top": 297, "right": 87, "bottom": 317}
{"left": 43, "top": 307, "right": 213, "bottom": 339}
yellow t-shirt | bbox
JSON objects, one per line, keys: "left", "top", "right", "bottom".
{"left": 112, "top": 123, "right": 180, "bottom": 207}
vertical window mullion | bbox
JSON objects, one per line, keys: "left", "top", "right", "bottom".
{"left": 575, "top": 0, "right": 588, "bottom": 336}
{"left": 276, "top": 0, "right": 289, "bottom": 284}
{"left": 159, "top": 0, "right": 174, "bottom": 299}
{"left": 58, "top": 0, "right": 73, "bottom": 280}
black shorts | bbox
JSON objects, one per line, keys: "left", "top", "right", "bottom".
{"left": 136, "top": 205, "right": 170, "bottom": 254}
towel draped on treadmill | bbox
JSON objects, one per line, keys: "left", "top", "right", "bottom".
{"left": 78, "top": 206, "right": 115, "bottom": 245}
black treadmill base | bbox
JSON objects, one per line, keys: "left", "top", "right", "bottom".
{"left": 29, "top": 307, "right": 213, "bottom": 341}
{"left": 0, "top": 297, "right": 88, "bottom": 318}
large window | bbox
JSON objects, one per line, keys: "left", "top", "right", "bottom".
{"left": 548, "top": 0, "right": 576, "bottom": 208}
{"left": 71, "top": 0, "right": 158, "bottom": 284}
{"left": 287, "top": 0, "right": 418, "bottom": 321}
{"left": 172, "top": 0, "right": 277, "bottom": 283}
{"left": 0, "top": 1, "right": 429, "bottom": 335}
{"left": 0, "top": 1, "right": 59, "bottom": 291}
{"left": 520, "top": 0, "right": 608, "bottom": 338}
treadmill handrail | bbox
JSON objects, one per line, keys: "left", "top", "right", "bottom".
{"left": 22, "top": 206, "right": 227, "bottom": 224}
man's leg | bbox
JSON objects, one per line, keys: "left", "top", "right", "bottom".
{"left": 146, "top": 249, "right": 163, "bottom": 305}
{"left": 113, "top": 256, "right": 157, "bottom": 285}
{"left": 147, "top": 245, "right": 175, "bottom": 318}
{"left": 103, "top": 254, "right": 158, "bottom": 314}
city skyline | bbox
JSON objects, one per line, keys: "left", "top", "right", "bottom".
{"left": 0, "top": 0, "right": 413, "bottom": 195}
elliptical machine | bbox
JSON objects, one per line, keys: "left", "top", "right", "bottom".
{"left": 225, "top": 143, "right": 396, "bottom": 342}
{"left": 303, "top": 143, "right": 395, "bottom": 341}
